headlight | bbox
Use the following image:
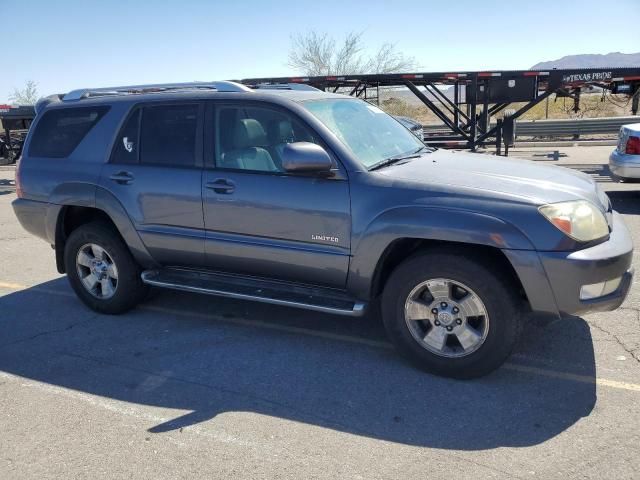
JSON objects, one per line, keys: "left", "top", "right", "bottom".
{"left": 539, "top": 200, "right": 609, "bottom": 242}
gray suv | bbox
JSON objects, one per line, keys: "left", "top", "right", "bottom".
{"left": 12, "top": 81, "right": 634, "bottom": 378}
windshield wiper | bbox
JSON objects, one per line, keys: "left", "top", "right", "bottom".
{"left": 368, "top": 146, "right": 429, "bottom": 171}
{"left": 368, "top": 156, "right": 408, "bottom": 171}
{"left": 412, "top": 145, "right": 430, "bottom": 154}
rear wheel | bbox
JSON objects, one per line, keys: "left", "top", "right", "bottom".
{"left": 382, "top": 249, "right": 522, "bottom": 379}
{"left": 64, "top": 221, "right": 148, "bottom": 314}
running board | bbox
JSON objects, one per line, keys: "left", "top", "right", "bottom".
{"left": 141, "top": 268, "right": 367, "bottom": 317}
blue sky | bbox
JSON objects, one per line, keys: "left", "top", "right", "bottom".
{"left": 1, "top": 0, "right": 639, "bottom": 102}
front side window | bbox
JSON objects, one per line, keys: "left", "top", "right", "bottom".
{"left": 302, "top": 98, "right": 423, "bottom": 169}
{"left": 215, "top": 105, "right": 316, "bottom": 173}
{"left": 29, "top": 106, "right": 109, "bottom": 158}
{"left": 140, "top": 104, "right": 198, "bottom": 167}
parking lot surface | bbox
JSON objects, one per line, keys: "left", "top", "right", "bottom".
{"left": 1, "top": 147, "right": 640, "bottom": 479}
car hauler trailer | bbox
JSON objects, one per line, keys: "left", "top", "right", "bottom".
{"left": 242, "top": 67, "right": 640, "bottom": 153}
{"left": 0, "top": 105, "right": 35, "bottom": 164}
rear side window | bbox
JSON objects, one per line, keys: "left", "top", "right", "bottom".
{"left": 29, "top": 106, "right": 109, "bottom": 158}
{"left": 140, "top": 104, "right": 198, "bottom": 166}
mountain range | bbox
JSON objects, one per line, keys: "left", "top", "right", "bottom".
{"left": 531, "top": 52, "right": 640, "bottom": 69}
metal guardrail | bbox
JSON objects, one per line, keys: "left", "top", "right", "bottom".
{"left": 423, "top": 116, "right": 640, "bottom": 141}
{"left": 515, "top": 116, "right": 639, "bottom": 137}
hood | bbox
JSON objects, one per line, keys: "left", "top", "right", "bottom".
{"left": 376, "top": 149, "right": 606, "bottom": 209}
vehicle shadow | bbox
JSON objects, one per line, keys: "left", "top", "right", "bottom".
{"left": 0, "top": 278, "right": 597, "bottom": 450}
{"left": 0, "top": 178, "right": 15, "bottom": 195}
{"left": 608, "top": 190, "right": 640, "bottom": 215}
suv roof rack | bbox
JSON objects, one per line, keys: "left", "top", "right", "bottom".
{"left": 62, "top": 81, "right": 252, "bottom": 101}
{"left": 248, "top": 83, "right": 321, "bottom": 92}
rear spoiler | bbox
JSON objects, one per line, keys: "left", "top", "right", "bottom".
{"left": 34, "top": 94, "right": 63, "bottom": 115}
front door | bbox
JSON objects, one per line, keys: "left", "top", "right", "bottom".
{"left": 202, "top": 102, "right": 351, "bottom": 287}
{"left": 100, "top": 102, "right": 205, "bottom": 266}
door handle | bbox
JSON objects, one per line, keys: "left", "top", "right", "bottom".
{"left": 109, "top": 171, "right": 134, "bottom": 185}
{"left": 206, "top": 178, "right": 235, "bottom": 194}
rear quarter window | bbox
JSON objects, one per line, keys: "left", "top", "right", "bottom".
{"left": 29, "top": 106, "right": 109, "bottom": 158}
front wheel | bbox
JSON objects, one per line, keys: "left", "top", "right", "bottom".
{"left": 382, "top": 250, "right": 522, "bottom": 379}
{"left": 64, "top": 221, "right": 148, "bottom": 314}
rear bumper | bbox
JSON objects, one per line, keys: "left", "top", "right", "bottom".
{"left": 537, "top": 211, "right": 634, "bottom": 316}
{"left": 12, "top": 198, "right": 52, "bottom": 243}
{"left": 610, "top": 150, "right": 640, "bottom": 178}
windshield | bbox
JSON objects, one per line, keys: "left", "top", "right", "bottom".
{"left": 302, "top": 98, "right": 424, "bottom": 169}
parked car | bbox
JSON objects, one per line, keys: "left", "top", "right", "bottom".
{"left": 393, "top": 115, "right": 424, "bottom": 141}
{"left": 610, "top": 122, "right": 640, "bottom": 181}
{"left": 13, "top": 82, "right": 634, "bottom": 378}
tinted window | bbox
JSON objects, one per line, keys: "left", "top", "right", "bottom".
{"left": 216, "top": 105, "right": 316, "bottom": 173}
{"left": 29, "top": 106, "right": 109, "bottom": 158}
{"left": 111, "top": 109, "right": 140, "bottom": 164}
{"left": 140, "top": 104, "right": 197, "bottom": 166}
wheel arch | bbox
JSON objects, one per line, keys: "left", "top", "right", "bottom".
{"left": 369, "top": 239, "right": 528, "bottom": 307}
{"left": 53, "top": 188, "right": 156, "bottom": 273}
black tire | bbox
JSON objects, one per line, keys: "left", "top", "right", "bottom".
{"left": 381, "top": 248, "right": 523, "bottom": 379}
{"left": 64, "top": 221, "right": 148, "bottom": 314}
{"left": 613, "top": 174, "right": 639, "bottom": 183}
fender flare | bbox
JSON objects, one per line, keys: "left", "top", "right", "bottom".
{"left": 49, "top": 183, "right": 156, "bottom": 271}
{"left": 347, "top": 206, "right": 536, "bottom": 299}
{"left": 46, "top": 182, "right": 97, "bottom": 245}
{"left": 94, "top": 187, "right": 156, "bottom": 268}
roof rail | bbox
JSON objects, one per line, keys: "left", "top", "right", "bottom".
{"left": 249, "top": 83, "right": 320, "bottom": 92}
{"left": 62, "top": 81, "right": 251, "bottom": 101}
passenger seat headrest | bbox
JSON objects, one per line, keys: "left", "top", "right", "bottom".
{"left": 270, "top": 120, "right": 294, "bottom": 143}
{"left": 233, "top": 119, "right": 267, "bottom": 149}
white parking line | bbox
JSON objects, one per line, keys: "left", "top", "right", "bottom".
{"left": 2, "top": 280, "right": 640, "bottom": 392}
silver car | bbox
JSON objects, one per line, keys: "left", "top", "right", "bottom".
{"left": 610, "top": 122, "right": 640, "bottom": 180}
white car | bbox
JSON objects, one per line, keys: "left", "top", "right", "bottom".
{"left": 610, "top": 123, "right": 640, "bottom": 180}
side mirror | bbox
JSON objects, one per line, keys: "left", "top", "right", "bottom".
{"left": 281, "top": 142, "right": 333, "bottom": 174}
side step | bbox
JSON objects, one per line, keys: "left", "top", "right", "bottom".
{"left": 141, "top": 268, "right": 367, "bottom": 317}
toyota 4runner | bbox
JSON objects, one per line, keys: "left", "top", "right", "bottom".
{"left": 12, "top": 81, "right": 634, "bottom": 378}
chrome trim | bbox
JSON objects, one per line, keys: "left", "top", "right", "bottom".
{"left": 140, "top": 271, "right": 367, "bottom": 317}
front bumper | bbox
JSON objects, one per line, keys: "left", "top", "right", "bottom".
{"left": 610, "top": 150, "right": 640, "bottom": 179}
{"left": 537, "top": 211, "right": 634, "bottom": 316}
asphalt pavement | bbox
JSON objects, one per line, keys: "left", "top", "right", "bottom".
{"left": 1, "top": 148, "right": 639, "bottom": 479}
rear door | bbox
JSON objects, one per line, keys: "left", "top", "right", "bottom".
{"left": 100, "top": 102, "right": 205, "bottom": 266}
{"left": 201, "top": 101, "right": 351, "bottom": 287}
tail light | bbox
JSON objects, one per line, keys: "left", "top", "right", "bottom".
{"left": 15, "top": 160, "right": 23, "bottom": 198}
{"left": 626, "top": 135, "right": 640, "bottom": 155}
